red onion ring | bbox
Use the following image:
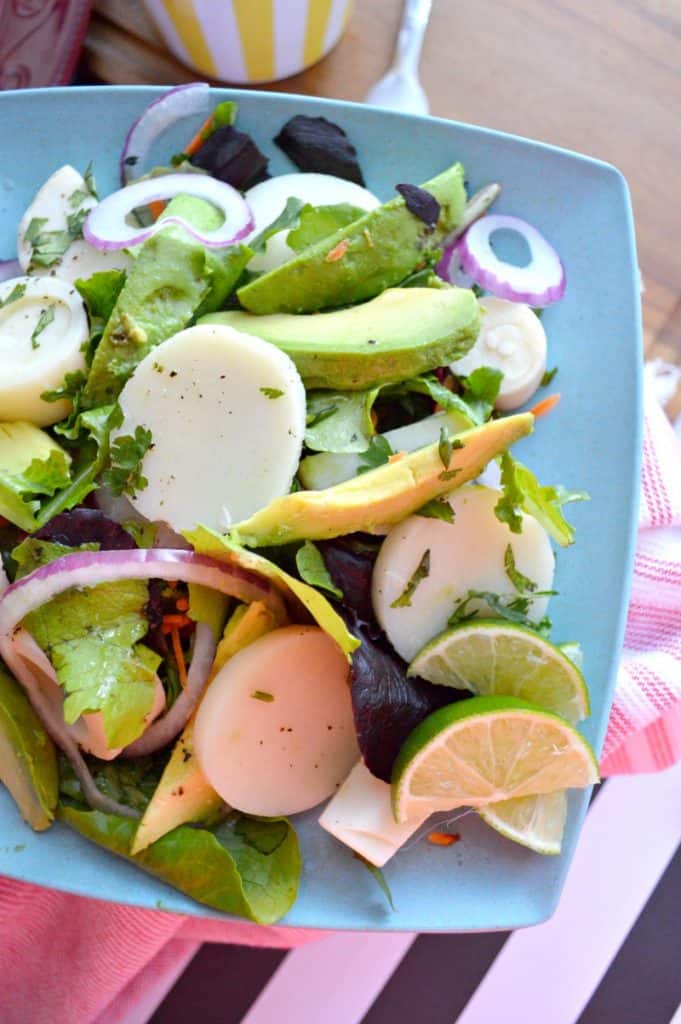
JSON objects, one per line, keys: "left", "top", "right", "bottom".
{"left": 122, "top": 622, "right": 216, "bottom": 758}
{"left": 0, "top": 632, "right": 141, "bottom": 820}
{"left": 120, "top": 82, "right": 211, "bottom": 185}
{"left": 436, "top": 238, "right": 475, "bottom": 289}
{"left": 0, "top": 548, "right": 286, "bottom": 641}
{"left": 458, "top": 214, "right": 566, "bottom": 306}
{"left": 0, "top": 259, "right": 21, "bottom": 282}
{"left": 84, "top": 173, "right": 254, "bottom": 251}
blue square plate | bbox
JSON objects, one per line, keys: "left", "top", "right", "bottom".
{"left": 0, "top": 86, "right": 642, "bottom": 931}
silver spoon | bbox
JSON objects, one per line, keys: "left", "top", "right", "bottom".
{"left": 364, "top": 0, "right": 433, "bottom": 115}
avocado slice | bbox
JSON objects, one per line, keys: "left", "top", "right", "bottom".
{"left": 82, "top": 196, "right": 251, "bottom": 408}
{"left": 0, "top": 665, "right": 58, "bottom": 831}
{"left": 237, "top": 163, "right": 467, "bottom": 314}
{"left": 131, "top": 600, "right": 280, "bottom": 854}
{"left": 202, "top": 287, "right": 480, "bottom": 390}
{"left": 232, "top": 413, "right": 534, "bottom": 547}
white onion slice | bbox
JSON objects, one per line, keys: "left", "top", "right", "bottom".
{"left": 83, "top": 174, "right": 253, "bottom": 251}
{"left": 458, "top": 214, "right": 566, "bottom": 306}
{"left": 0, "top": 548, "right": 286, "bottom": 641}
{"left": 122, "top": 622, "right": 216, "bottom": 758}
{"left": 120, "top": 82, "right": 211, "bottom": 185}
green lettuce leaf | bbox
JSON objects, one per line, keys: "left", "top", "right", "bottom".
{"left": 14, "top": 537, "right": 160, "bottom": 747}
{"left": 184, "top": 524, "right": 359, "bottom": 657}
{"left": 75, "top": 269, "right": 127, "bottom": 366}
{"left": 249, "top": 197, "right": 305, "bottom": 253}
{"left": 287, "top": 203, "right": 365, "bottom": 253}
{"left": 295, "top": 541, "right": 343, "bottom": 599}
{"left": 305, "top": 388, "right": 378, "bottom": 454}
{"left": 57, "top": 805, "right": 300, "bottom": 923}
{"left": 0, "top": 423, "right": 72, "bottom": 531}
{"left": 495, "top": 452, "right": 589, "bottom": 547}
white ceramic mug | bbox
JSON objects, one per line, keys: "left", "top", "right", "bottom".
{"left": 143, "top": 0, "right": 354, "bottom": 84}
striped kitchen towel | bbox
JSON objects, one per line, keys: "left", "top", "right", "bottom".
{"left": 0, "top": 385, "right": 679, "bottom": 1024}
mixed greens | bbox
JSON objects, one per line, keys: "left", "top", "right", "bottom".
{"left": 0, "top": 87, "right": 593, "bottom": 921}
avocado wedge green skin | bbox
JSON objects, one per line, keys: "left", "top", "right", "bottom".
{"left": 233, "top": 413, "right": 534, "bottom": 547}
{"left": 0, "top": 665, "right": 58, "bottom": 831}
{"left": 237, "top": 163, "right": 467, "bottom": 314}
{"left": 202, "top": 287, "right": 480, "bottom": 390}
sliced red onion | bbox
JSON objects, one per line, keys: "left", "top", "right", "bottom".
{"left": 0, "top": 259, "right": 21, "bottom": 282}
{"left": 436, "top": 238, "right": 475, "bottom": 289}
{"left": 0, "top": 632, "right": 140, "bottom": 820}
{"left": 83, "top": 174, "right": 253, "bottom": 251}
{"left": 458, "top": 214, "right": 566, "bottom": 306}
{"left": 120, "top": 82, "right": 211, "bottom": 185}
{"left": 122, "top": 622, "right": 216, "bottom": 758}
{"left": 0, "top": 548, "right": 286, "bottom": 641}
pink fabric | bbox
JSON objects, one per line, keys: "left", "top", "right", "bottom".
{"left": 0, "top": 388, "right": 679, "bottom": 1024}
{"left": 600, "top": 384, "right": 681, "bottom": 774}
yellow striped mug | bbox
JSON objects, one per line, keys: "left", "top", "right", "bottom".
{"left": 143, "top": 0, "right": 354, "bottom": 84}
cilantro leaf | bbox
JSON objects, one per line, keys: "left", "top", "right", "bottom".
{"left": 495, "top": 453, "right": 589, "bottom": 546}
{"left": 416, "top": 497, "right": 455, "bottom": 523}
{"left": 83, "top": 161, "right": 98, "bottom": 199}
{"left": 103, "top": 423, "right": 153, "bottom": 498}
{"left": 30, "top": 305, "right": 56, "bottom": 349}
{"left": 390, "top": 549, "right": 430, "bottom": 608}
{"left": 354, "top": 852, "right": 395, "bottom": 911}
{"left": 357, "top": 434, "right": 393, "bottom": 473}
{"left": 260, "top": 387, "right": 284, "bottom": 399}
{"left": 0, "top": 282, "right": 26, "bottom": 308}
{"left": 438, "top": 426, "right": 452, "bottom": 469}
{"left": 448, "top": 588, "right": 552, "bottom": 636}
{"left": 13, "top": 538, "right": 160, "bottom": 748}
{"left": 504, "top": 543, "right": 537, "bottom": 593}
{"left": 458, "top": 366, "right": 503, "bottom": 422}
{"left": 541, "top": 366, "right": 558, "bottom": 388}
{"left": 295, "top": 540, "right": 343, "bottom": 600}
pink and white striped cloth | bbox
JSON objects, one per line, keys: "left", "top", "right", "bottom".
{"left": 0, "top": 386, "right": 679, "bottom": 1024}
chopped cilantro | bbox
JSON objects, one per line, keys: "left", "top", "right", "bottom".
{"left": 83, "top": 161, "right": 98, "bottom": 198}
{"left": 30, "top": 305, "right": 56, "bottom": 349}
{"left": 416, "top": 497, "right": 455, "bottom": 523}
{"left": 66, "top": 206, "right": 88, "bottom": 237}
{"left": 504, "top": 544, "right": 537, "bottom": 593}
{"left": 458, "top": 366, "right": 503, "bottom": 422}
{"left": 24, "top": 216, "right": 47, "bottom": 245}
{"left": 448, "top": 588, "right": 552, "bottom": 636}
{"left": 357, "top": 434, "right": 393, "bottom": 473}
{"left": 495, "top": 452, "right": 588, "bottom": 546}
{"left": 541, "top": 366, "right": 558, "bottom": 388}
{"left": 249, "top": 197, "right": 305, "bottom": 253}
{"left": 0, "top": 282, "right": 26, "bottom": 308}
{"left": 391, "top": 549, "right": 430, "bottom": 608}
{"left": 260, "top": 387, "right": 284, "bottom": 399}
{"left": 102, "top": 421, "right": 153, "bottom": 498}
{"left": 41, "top": 369, "right": 87, "bottom": 405}
{"left": 438, "top": 426, "right": 452, "bottom": 469}
{"left": 353, "top": 852, "right": 395, "bottom": 911}
{"left": 251, "top": 690, "right": 274, "bottom": 702}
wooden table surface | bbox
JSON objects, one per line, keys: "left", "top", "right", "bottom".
{"left": 80, "top": 0, "right": 681, "bottom": 416}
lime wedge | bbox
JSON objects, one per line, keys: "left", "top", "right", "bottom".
{"left": 479, "top": 791, "right": 568, "bottom": 855}
{"left": 391, "top": 695, "right": 598, "bottom": 823}
{"left": 408, "top": 620, "right": 589, "bottom": 725}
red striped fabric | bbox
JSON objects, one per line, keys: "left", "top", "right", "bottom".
{"left": 0, "top": 388, "right": 679, "bottom": 1024}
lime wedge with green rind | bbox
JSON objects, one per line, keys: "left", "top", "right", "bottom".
{"left": 408, "top": 620, "right": 589, "bottom": 725}
{"left": 391, "top": 695, "right": 598, "bottom": 824}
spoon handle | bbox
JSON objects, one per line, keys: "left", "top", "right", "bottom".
{"left": 394, "top": 0, "right": 433, "bottom": 74}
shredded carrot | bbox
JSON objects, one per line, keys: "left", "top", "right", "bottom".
{"left": 161, "top": 613, "right": 192, "bottom": 633}
{"left": 427, "top": 831, "right": 461, "bottom": 847}
{"left": 182, "top": 113, "right": 215, "bottom": 157}
{"left": 388, "top": 450, "right": 407, "bottom": 464}
{"left": 325, "top": 239, "right": 350, "bottom": 262}
{"left": 148, "top": 199, "right": 166, "bottom": 221}
{"left": 170, "top": 626, "right": 188, "bottom": 689}
{"left": 175, "top": 595, "right": 189, "bottom": 612}
{"left": 529, "top": 392, "right": 561, "bottom": 419}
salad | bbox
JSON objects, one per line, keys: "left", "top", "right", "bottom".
{"left": 0, "top": 84, "right": 598, "bottom": 923}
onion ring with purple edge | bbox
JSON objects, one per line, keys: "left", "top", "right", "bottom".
{"left": 122, "top": 622, "right": 217, "bottom": 757}
{"left": 83, "top": 173, "right": 254, "bottom": 251}
{"left": 120, "top": 82, "right": 211, "bottom": 186}
{"left": 458, "top": 214, "right": 566, "bottom": 306}
{"left": 0, "top": 548, "right": 286, "bottom": 640}
{"left": 436, "top": 238, "right": 475, "bottom": 289}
